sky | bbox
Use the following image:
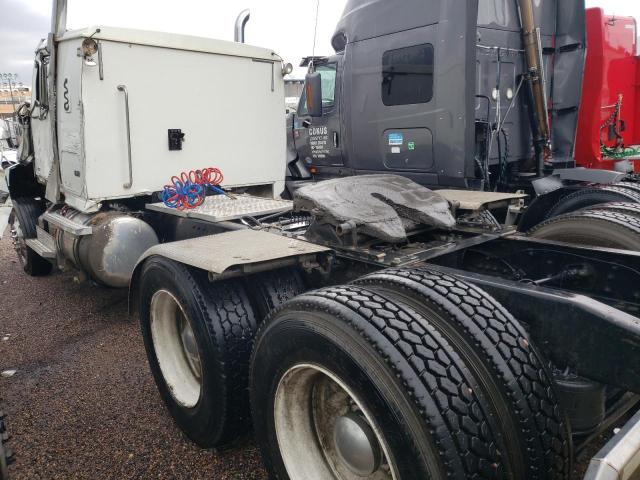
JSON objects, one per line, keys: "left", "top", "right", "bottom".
{"left": 1, "top": 0, "right": 640, "bottom": 87}
{"left": 0, "top": 0, "right": 348, "bottom": 85}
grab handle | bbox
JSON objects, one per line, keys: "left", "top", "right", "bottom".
{"left": 117, "top": 85, "right": 133, "bottom": 189}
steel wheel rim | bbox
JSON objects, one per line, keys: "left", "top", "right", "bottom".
{"left": 9, "top": 214, "right": 27, "bottom": 266}
{"left": 274, "top": 363, "right": 397, "bottom": 480}
{"left": 150, "top": 289, "right": 202, "bottom": 408}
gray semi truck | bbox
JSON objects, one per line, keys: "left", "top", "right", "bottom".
{"left": 286, "top": 0, "right": 640, "bottom": 245}
{"left": 6, "top": 1, "right": 640, "bottom": 479}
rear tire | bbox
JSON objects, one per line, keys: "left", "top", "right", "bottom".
{"left": 9, "top": 198, "right": 52, "bottom": 276}
{"left": 578, "top": 201, "right": 640, "bottom": 219}
{"left": 529, "top": 210, "right": 640, "bottom": 250}
{"left": 545, "top": 186, "right": 640, "bottom": 220}
{"left": 251, "top": 285, "right": 513, "bottom": 479}
{"left": 138, "top": 256, "right": 258, "bottom": 447}
{"left": 611, "top": 181, "right": 640, "bottom": 196}
{"left": 354, "top": 268, "right": 571, "bottom": 480}
{"left": 245, "top": 267, "right": 306, "bottom": 321}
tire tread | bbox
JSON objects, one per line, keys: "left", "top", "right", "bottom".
{"left": 187, "top": 267, "right": 258, "bottom": 444}
{"left": 10, "top": 198, "right": 51, "bottom": 276}
{"left": 264, "top": 285, "right": 509, "bottom": 479}
{"left": 355, "top": 268, "right": 571, "bottom": 480}
{"left": 529, "top": 209, "right": 640, "bottom": 238}
{"left": 545, "top": 186, "right": 640, "bottom": 220}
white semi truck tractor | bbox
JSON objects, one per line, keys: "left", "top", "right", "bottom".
{"left": 8, "top": 0, "right": 287, "bottom": 284}
{"left": 7, "top": 1, "right": 640, "bottom": 479}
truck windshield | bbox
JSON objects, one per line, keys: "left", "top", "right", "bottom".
{"left": 299, "top": 63, "right": 337, "bottom": 115}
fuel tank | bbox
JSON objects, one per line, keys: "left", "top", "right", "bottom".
{"left": 55, "top": 210, "right": 159, "bottom": 288}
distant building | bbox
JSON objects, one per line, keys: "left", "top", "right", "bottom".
{"left": 0, "top": 84, "right": 30, "bottom": 119}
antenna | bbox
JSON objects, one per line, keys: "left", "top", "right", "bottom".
{"left": 311, "top": 0, "right": 320, "bottom": 58}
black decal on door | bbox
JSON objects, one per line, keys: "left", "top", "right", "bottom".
{"left": 63, "top": 78, "right": 70, "bottom": 112}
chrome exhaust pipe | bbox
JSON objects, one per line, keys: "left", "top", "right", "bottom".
{"left": 234, "top": 9, "right": 250, "bottom": 43}
{"left": 51, "top": 0, "right": 67, "bottom": 37}
{"left": 517, "top": 0, "right": 551, "bottom": 171}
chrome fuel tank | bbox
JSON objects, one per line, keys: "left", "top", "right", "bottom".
{"left": 55, "top": 210, "right": 158, "bottom": 288}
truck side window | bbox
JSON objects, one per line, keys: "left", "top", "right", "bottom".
{"left": 381, "top": 44, "right": 434, "bottom": 106}
{"left": 477, "top": 0, "right": 516, "bottom": 28}
{"left": 298, "top": 63, "right": 337, "bottom": 115}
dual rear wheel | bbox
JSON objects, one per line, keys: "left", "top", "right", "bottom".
{"left": 138, "top": 258, "right": 570, "bottom": 479}
{"left": 250, "top": 273, "right": 570, "bottom": 480}
{"left": 530, "top": 184, "right": 640, "bottom": 250}
{"left": 530, "top": 204, "right": 640, "bottom": 250}
{"left": 138, "top": 257, "right": 305, "bottom": 447}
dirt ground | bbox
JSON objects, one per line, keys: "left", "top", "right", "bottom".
{"left": 0, "top": 234, "right": 267, "bottom": 479}
{"left": 0, "top": 233, "right": 627, "bottom": 479}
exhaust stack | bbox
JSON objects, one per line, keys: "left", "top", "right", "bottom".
{"left": 234, "top": 9, "right": 250, "bottom": 43}
{"left": 51, "top": 0, "right": 67, "bottom": 37}
{"left": 517, "top": 0, "right": 551, "bottom": 172}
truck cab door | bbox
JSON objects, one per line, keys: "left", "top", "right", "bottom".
{"left": 295, "top": 62, "right": 344, "bottom": 170}
{"left": 30, "top": 49, "right": 56, "bottom": 185}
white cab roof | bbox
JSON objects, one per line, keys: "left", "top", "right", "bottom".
{"left": 58, "top": 26, "right": 279, "bottom": 62}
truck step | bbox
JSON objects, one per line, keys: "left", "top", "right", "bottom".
{"left": 43, "top": 211, "right": 92, "bottom": 236}
{"left": 36, "top": 226, "right": 56, "bottom": 252}
{"left": 25, "top": 238, "right": 56, "bottom": 258}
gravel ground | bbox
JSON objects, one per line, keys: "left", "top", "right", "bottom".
{"left": 0, "top": 234, "right": 267, "bottom": 480}
{"left": 0, "top": 232, "right": 631, "bottom": 479}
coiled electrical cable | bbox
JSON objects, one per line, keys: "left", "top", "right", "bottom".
{"left": 161, "top": 167, "right": 225, "bottom": 210}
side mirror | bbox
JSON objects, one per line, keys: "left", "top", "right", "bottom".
{"left": 305, "top": 72, "right": 323, "bottom": 118}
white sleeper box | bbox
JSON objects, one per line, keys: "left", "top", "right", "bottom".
{"left": 45, "top": 26, "right": 286, "bottom": 212}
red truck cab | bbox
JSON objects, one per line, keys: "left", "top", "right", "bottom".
{"left": 576, "top": 8, "right": 640, "bottom": 172}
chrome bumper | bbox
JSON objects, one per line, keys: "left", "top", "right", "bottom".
{"left": 584, "top": 408, "right": 640, "bottom": 480}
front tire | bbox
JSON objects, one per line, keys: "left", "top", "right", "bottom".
{"left": 251, "top": 286, "right": 511, "bottom": 479}
{"left": 9, "top": 198, "right": 52, "bottom": 276}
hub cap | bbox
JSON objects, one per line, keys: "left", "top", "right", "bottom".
{"left": 274, "top": 364, "right": 397, "bottom": 479}
{"left": 150, "top": 290, "right": 202, "bottom": 408}
{"left": 333, "top": 413, "right": 382, "bottom": 476}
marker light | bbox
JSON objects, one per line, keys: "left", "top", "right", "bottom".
{"left": 82, "top": 38, "right": 98, "bottom": 57}
{"left": 282, "top": 63, "right": 294, "bottom": 76}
